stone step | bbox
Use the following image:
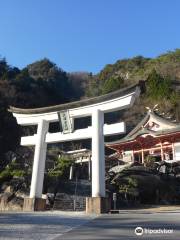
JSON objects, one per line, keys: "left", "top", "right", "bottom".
{"left": 53, "top": 193, "right": 86, "bottom": 211}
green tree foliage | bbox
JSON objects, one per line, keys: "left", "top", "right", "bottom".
{"left": 146, "top": 69, "right": 171, "bottom": 100}
{"left": 119, "top": 177, "right": 138, "bottom": 200}
{"left": 86, "top": 77, "right": 102, "bottom": 97}
{"left": 144, "top": 156, "right": 156, "bottom": 168}
{"left": 0, "top": 60, "right": 21, "bottom": 166}
{"left": 145, "top": 69, "right": 180, "bottom": 120}
{"left": 27, "top": 59, "right": 73, "bottom": 104}
{"left": 44, "top": 155, "right": 72, "bottom": 194}
{"left": 155, "top": 49, "right": 180, "bottom": 63}
{"left": 47, "top": 155, "right": 71, "bottom": 178}
{"left": 102, "top": 76, "right": 124, "bottom": 94}
{"left": 0, "top": 159, "right": 25, "bottom": 184}
{"left": 86, "top": 49, "right": 180, "bottom": 98}
{"left": 0, "top": 58, "right": 9, "bottom": 78}
{"left": 170, "top": 91, "right": 180, "bottom": 107}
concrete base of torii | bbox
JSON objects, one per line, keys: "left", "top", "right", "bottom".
{"left": 23, "top": 198, "right": 46, "bottom": 211}
{"left": 86, "top": 197, "right": 111, "bottom": 214}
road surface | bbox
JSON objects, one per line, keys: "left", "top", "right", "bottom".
{"left": 0, "top": 210, "right": 180, "bottom": 239}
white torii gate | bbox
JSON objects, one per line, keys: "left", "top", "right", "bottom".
{"left": 9, "top": 84, "right": 140, "bottom": 213}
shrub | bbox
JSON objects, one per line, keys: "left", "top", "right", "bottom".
{"left": 144, "top": 155, "right": 156, "bottom": 168}
{"left": 119, "top": 177, "right": 139, "bottom": 200}
{"left": 102, "top": 76, "right": 124, "bottom": 94}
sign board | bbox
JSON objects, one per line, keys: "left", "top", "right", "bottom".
{"left": 113, "top": 193, "right": 117, "bottom": 210}
{"left": 113, "top": 193, "right": 117, "bottom": 201}
{"left": 58, "top": 110, "right": 73, "bottom": 134}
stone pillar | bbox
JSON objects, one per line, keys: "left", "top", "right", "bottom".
{"left": 86, "top": 110, "right": 110, "bottom": 214}
{"left": 86, "top": 197, "right": 111, "bottom": 214}
{"left": 91, "top": 109, "right": 105, "bottom": 197}
{"left": 24, "top": 119, "right": 49, "bottom": 211}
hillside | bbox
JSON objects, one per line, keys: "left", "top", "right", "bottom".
{"left": 0, "top": 49, "right": 179, "bottom": 184}
{"left": 86, "top": 49, "right": 180, "bottom": 97}
{"left": 85, "top": 49, "right": 180, "bottom": 133}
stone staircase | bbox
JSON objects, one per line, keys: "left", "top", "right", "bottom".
{"left": 53, "top": 193, "right": 86, "bottom": 211}
{"left": 52, "top": 180, "right": 91, "bottom": 211}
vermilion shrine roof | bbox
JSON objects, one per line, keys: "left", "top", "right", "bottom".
{"left": 107, "top": 110, "right": 180, "bottom": 151}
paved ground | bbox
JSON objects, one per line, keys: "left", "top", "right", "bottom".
{"left": 0, "top": 210, "right": 180, "bottom": 239}
{"left": 0, "top": 211, "right": 94, "bottom": 240}
{"left": 62, "top": 211, "right": 180, "bottom": 240}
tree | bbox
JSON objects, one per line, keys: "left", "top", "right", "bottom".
{"left": 146, "top": 69, "right": 171, "bottom": 100}
{"left": 0, "top": 107, "right": 21, "bottom": 169}
{"left": 144, "top": 156, "right": 156, "bottom": 168}
{"left": 102, "top": 76, "right": 124, "bottom": 94}
{"left": 0, "top": 58, "right": 9, "bottom": 78}
{"left": 119, "top": 177, "right": 138, "bottom": 201}
{"left": 47, "top": 155, "right": 71, "bottom": 178}
{"left": 27, "top": 58, "right": 74, "bottom": 104}
{"left": 44, "top": 155, "right": 72, "bottom": 197}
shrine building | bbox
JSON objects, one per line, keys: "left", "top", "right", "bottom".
{"left": 106, "top": 109, "right": 180, "bottom": 164}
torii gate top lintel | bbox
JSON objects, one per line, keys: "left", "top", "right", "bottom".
{"left": 9, "top": 84, "right": 141, "bottom": 125}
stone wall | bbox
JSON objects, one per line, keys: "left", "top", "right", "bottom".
{"left": 0, "top": 193, "right": 23, "bottom": 211}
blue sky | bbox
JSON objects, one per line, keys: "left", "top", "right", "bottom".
{"left": 0, "top": 0, "right": 179, "bottom": 73}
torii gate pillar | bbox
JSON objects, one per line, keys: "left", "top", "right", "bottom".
{"left": 91, "top": 109, "right": 105, "bottom": 197}
{"left": 24, "top": 119, "right": 49, "bottom": 211}
{"left": 86, "top": 109, "right": 110, "bottom": 214}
